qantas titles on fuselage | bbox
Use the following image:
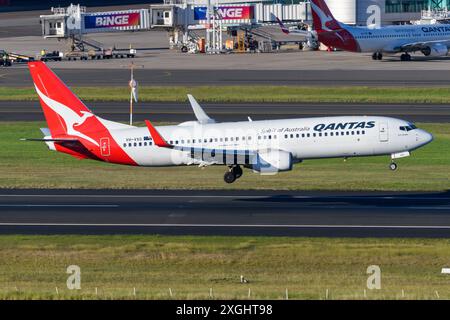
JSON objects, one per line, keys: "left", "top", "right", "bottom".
{"left": 26, "top": 61, "right": 433, "bottom": 184}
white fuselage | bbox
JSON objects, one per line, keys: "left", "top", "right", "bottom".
{"left": 346, "top": 24, "right": 450, "bottom": 53}
{"left": 108, "top": 116, "right": 432, "bottom": 167}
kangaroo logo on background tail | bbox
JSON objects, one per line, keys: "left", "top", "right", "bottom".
{"left": 275, "top": 16, "right": 290, "bottom": 34}
{"left": 310, "top": 0, "right": 342, "bottom": 31}
{"left": 34, "top": 85, "right": 99, "bottom": 146}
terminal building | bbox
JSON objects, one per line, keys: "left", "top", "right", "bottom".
{"left": 325, "top": 0, "right": 431, "bottom": 25}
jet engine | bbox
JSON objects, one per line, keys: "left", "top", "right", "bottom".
{"left": 250, "top": 149, "right": 293, "bottom": 174}
{"left": 421, "top": 43, "right": 448, "bottom": 57}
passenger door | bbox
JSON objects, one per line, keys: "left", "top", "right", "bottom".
{"left": 100, "top": 137, "right": 110, "bottom": 157}
{"left": 379, "top": 122, "right": 389, "bottom": 142}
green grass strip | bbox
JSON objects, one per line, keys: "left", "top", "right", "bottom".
{"left": 2, "top": 86, "right": 450, "bottom": 103}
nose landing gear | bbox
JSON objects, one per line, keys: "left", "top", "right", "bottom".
{"left": 223, "top": 165, "right": 243, "bottom": 184}
{"left": 389, "top": 162, "right": 398, "bottom": 171}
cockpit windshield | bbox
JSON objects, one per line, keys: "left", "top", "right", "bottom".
{"left": 399, "top": 124, "right": 417, "bottom": 132}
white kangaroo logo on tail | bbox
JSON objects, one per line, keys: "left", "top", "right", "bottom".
{"left": 310, "top": 1, "right": 345, "bottom": 43}
{"left": 34, "top": 85, "right": 99, "bottom": 146}
{"left": 310, "top": 1, "right": 342, "bottom": 32}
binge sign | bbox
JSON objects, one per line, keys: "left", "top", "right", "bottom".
{"left": 194, "top": 6, "right": 254, "bottom": 20}
{"left": 84, "top": 13, "right": 140, "bottom": 29}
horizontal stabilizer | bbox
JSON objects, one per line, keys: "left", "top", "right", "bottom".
{"left": 40, "top": 128, "right": 50, "bottom": 136}
{"left": 20, "top": 138, "right": 78, "bottom": 142}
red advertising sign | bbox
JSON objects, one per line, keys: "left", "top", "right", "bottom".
{"left": 194, "top": 6, "right": 254, "bottom": 20}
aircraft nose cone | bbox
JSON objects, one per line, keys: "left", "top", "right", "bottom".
{"left": 419, "top": 130, "right": 433, "bottom": 145}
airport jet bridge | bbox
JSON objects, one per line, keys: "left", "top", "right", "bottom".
{"left": 40, "top": 1, "right": 310, "bottom": 54}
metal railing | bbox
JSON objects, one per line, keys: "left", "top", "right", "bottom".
{"left": 421, "top": 9, "right": 450, "bottom": 20}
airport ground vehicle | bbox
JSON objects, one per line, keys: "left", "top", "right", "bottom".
{"left": 26, "top": 61, "right": 433, "bottom": 184}
{"left": 39, "top": 51, "right": 63, "bottom": 62}
{"left": 0, "top": 50, "right": 34, "bottom": 66}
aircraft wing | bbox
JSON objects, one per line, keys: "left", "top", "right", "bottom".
{"left": 145, "top": 120, "right": 257, "bottom": 166}
{"left": 398, "top": 40, "right": 450, "bottom": 52}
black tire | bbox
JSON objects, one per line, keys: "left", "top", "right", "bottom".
{"left": 400, "top": 54, "right": 411, "bottom": 61}
{"left": 224, "top": 171, "right": 236, "bottom": 184}
{"left": 233, "top": 166, "right": 243, "bottom": 179}
{"left": 389, "top": 163, "right": 398, "bottom": 171}
{"left": 181, "top": 46, "right": 188, "bottom": 53}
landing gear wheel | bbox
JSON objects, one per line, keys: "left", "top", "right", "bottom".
{"left": 389, "top": 162, "right": 398, "bottom": 171}
{"left": 400, "top": 53, "right": 411, "bottom": 61}
{"left": 233, "top": 166, "right": 243, "bottom": 179}
{"left": 372, "top": 52, "right": 383, "bottom": 60}
{"left": 224, "top": 171, "right": 236, "bottom": 184}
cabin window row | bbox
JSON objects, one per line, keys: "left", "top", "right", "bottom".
{"left": 284, "top": 130, "right": 366, "bottom": 139}
{"left": 169, "top": 136, "right": 254, "bottom": 145}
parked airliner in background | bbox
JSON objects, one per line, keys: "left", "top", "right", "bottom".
{"left": 278, "top": 0, "right": 450, "bottom": 61}
{"left": 26, "top": 62, "right": 433, "bottom": 183}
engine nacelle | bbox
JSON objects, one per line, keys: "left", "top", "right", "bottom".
{"left": 251, "top": 149, "right": 293, "bottom": 175}
{"left": 421, "top": 43, "right": 448, "bottom": 57}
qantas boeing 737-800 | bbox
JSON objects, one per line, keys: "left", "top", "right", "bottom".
{"left": 26, "top": 62, "right": 432, "bottom": 183}
{"left": 278, "top": 0, "right": 450, "bottom": 61}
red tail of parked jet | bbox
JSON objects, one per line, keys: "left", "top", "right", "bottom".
{"left": 309, "top": 0, "right": 360, "bottom": 52}
{"left": 28, "top": 61, "right": 136, "bottom": 164}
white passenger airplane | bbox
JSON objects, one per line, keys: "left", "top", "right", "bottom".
{"left": 278, "top": 0, "right": 450, "bottom": 61}
{"left": 26, "top": 61, "right": 433, "bottom": 183}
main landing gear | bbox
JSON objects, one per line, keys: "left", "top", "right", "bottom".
{"left": 372, "top": 52, "right": 383, "bottom": 60}
{"left": 400, "top": 53, "right": 411, "bottom": 61}
{"left": 224, "top": 165, "right": 243, "bottom": 184}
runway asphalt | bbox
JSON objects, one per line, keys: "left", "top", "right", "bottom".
{"left": 0, "top": 189, "right": 449, "bottom": 238}
{"left": 3, "top": 68, "right": 450, "bottom": 86}
{"left": 1, "top": 101, "right": 448, "bottom": 123}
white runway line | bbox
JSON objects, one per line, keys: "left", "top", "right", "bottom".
{"left": 0, "top": 223, "right": 449, "bottom": 229}
{"left": 0, "top": 194, "right": 449, "bottom": 200}
{"left": 0, "top": 204, "right": 119, "bottom": 208}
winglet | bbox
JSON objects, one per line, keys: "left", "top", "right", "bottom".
{"left": 187, "top": 94, "right": 215, "bottom": 124}
{"left": 145, "top": 120, "right": 173, "bottom": 148}
{"left": 274, "top": 15, "right": 290, "bottom": 34}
